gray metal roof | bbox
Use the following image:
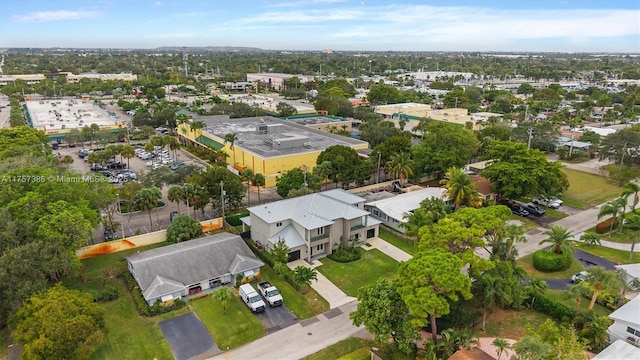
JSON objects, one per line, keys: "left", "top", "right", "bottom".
{"left": 321, "top": 189, "right": 366, "bottom": 205}
{"left": 126, "top": 233, "right": 263, "bottom": 301}
{"left": 268, "top": 224, "right": 307, "bottom": 249}
{"left": 193, "top": 116, "right": 368, "bottom": 159}
{"left": 248, "top": 191, "right": 370, "bottom": 230}
{"left": 609, "top": 294, "right": 640, "bottom": 326}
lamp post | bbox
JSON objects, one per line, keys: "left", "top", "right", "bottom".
{"left": 376, "top": 152, "right": 381, "bottom": 184}
{"left": 184, "top": 183, "right": 190, "bottom": 218}
{"left": 220, "top": 181, "right": 225, "bottom": 229}
{"left": 116, "top": 193, "right": 124, "bottom": 239}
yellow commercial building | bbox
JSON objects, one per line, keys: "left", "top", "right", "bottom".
{"left": 178, "top": 116, "right": 370, "bottom": 188}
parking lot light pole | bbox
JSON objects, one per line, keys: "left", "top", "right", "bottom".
{"left": 116, "top": 193, "right": 125, "bottom": 239}
{"left": 184, "top": 183, "right": 190, "bottom": 218}
{"left": 220, "top": 181, "right": 225, "bottom": 229}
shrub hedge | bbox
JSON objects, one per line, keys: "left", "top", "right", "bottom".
{"left": 226, "top": 212, "right": 249, "bottom": 226}
{"left": 327, "top": 244, "right": 361, "bottom": 263}
{"left": 89, "top": 285, "right": 120, "bottom": 302}
{"left": 532, "top": 249, "right": 573, "bottom": 272}
{"left": 595, "top": 218, "right": 618, "bottom": 234}
{"left": 527, "top": 293, "right": 576, "bottom": 322}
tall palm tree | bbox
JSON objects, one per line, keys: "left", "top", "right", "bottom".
{"left": 385, "top": 151, "right": 414, "bottom": 186}
{"left": 584, "top": 267, "right": 621, "bottom": 310}
{"left": 622, "top": 181, "right": 640, "bottom": 212}
{"left": 597, "top": 197, "right": 625, "bottom": 233}
{"left": 623, "top": 213, "right": 640, "bottom": 262}
{"left": 224, "top": 132, "right": 238, "bottom": 166}
{"left": 120, "top": 144, "right": 135, "bottom": 169}
{"left": 167, "top": 185, "right": 184, "bottom": 214}
{"left": 241, "top": 168, "right": 254, "bottom": 207}
{"left": 134, "top": 187, "right": 162, "bottom": 230}
{"left": 502, "top": 223, "right": 527, "bottom": 261}
{"left": 190, "top": 120, "right": 206, "bottom": 143}
{"left": 539, "top": 225, "right": 573, "bottom": 254}
{"left": 440, "top": 167, "right": 482, "bottom": 210}
{"left": 252, "top": 173, "right": 266, "bottom": 205}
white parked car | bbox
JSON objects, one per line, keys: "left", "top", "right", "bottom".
{"left": 570, "top": 271, "right": 589, "bottom": 283}
{"left": 532, "top": 196, "right": 563, "bottom": 209}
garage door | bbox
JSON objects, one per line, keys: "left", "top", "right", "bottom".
{"left": 288, "top": 250, "right": 300, "bottom": 262}
{"left": 367, "top": 229, "right": 376, "bottom": 238}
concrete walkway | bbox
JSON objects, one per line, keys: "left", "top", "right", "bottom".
{"left": 209, "top": 301, "right": 369, "bottom": 360}
{"left": 476, "top": 337, "right": 517, "bottom": 360}
{"left": 364, "top": 237, "right": 412, "bottom": 262}
{"left": 288, "top": 259, "right": 356, "bottom": 309}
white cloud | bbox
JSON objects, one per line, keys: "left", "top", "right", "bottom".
{"left": 11, "top": 10, "right": 100, "bottom": 23}
{"left": 265, "top": 0, "right": 346, "bottom": 8}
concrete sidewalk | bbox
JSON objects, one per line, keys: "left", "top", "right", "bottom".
{"left": 209, "top": 301, "right": 368, "bottom": 360}
{"left": 364, "top": 237, "right": 412, "bottom": 262}
{"left": 288, "top": 259, "right": 356, "bottom": 309}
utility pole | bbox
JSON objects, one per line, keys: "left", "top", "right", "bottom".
{"left": 527, "top": 128, "right": 534, "bottom": 149}
{"left": 376, "top": 152, "right": 381, "bottom": 184}
{"left": 220, "top": 181, "right": 225, "bottom": 229}
{"left": 620, "top": 142, "right": 628, "bottom": 171}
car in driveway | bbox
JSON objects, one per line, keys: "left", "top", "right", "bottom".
{"left": 570, "top": 270, "right": 589, "bottom": 283}
{"left": 523, "top": 203, "right": 546, "bottom": 216}
{"left": 507, "top": 203, "right": 530, "bottom": 217}
{"left": 532, "top": 196, "right": 563, "bottom": 209}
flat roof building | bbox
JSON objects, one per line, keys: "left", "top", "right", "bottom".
{"left": 178, "top": 116, "right": 369, "bottom": 188}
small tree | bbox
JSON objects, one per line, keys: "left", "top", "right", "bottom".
{"left": 539, "top": 225, "right": 573, "bottom": 254}
{"left": 166, "top": 215, "right": 203, "bottom": 243}
{"left": 492, "top": 338, "right": 512, "bottom": 360}
{"left": 580, "top": 232, "right": 601, "bottom": 246}
{"left": 293, "top": 266, "right": 318, "bottom": 293}
{"left": 211, "top": 286, "right": 233, "bottom": 315}
{"left": 269, "top": 238, "right": 289, "bottom": 264}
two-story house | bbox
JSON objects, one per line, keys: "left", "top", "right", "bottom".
{"left": 245, "top": 189, "right": 381, "bottom": 263}
{"left": 608, "top": 295, "right": 640, "bottom": 347}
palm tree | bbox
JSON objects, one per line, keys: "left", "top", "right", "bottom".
{"left": 190, "top": 120, "right": 206, "bottom": 143}
{"left": 579, "top": 232, "right": 601, "bottom": 247}
{"left": 252, "top": 173, "right": 266, "bottom": 205}
{"left": 224, "top": 132, "right": 238, "bottom": 166}
{"left": 479, "top": 274, "right": 510, "bottom": 331}
{"left": 211, "top": 286, "right": 233, "bottom": 315}
{"left": 134, "top": 187, "right": 162, "bottom": 230}
{"left": 622, "top": 181, "right": 640, "bottom": 212}
{"left": 167, "top": 136, "right": 181, "bottom": 160}
{"left": 597, "top": 198, "right": 625, "bottom": 233}
{"left": 61, "top": 155, "right": 73, "bottom": 170}
{"left": 502, "top": 223, "right": 527, "bottom": 261}
{"left": 527, "top": 278, "right": 547, "bottom": 308}
{"left": 492, "top": 338, "right": 512, "bottom": 360}
{"left": 293, "top": 266, "right": 318, "bottom": 294}
{"left": 167, "top": 185, "right": 184, "bottom": 214}
{"left": 120, "top": 144, "right": 135, "bottom": 169}
{"left": 313, "top": 161, "right": 333, "bottom": 191}
{"left": 584, "top": 267, "right": 621, "bottom": 310}
{"left": 539, "top": 225, "right": 573, "bottom": 254}
{"left": 240, "top": 168, "right": 254, "bottom": 207}
{"left": 385, "top": 151, "right": 414, "bottom": 186}
{"left": 440, "top": 167, "right": 482, "bottom": 210}
{"left": 400, "top": 208, "right": 431, "bottom": 237}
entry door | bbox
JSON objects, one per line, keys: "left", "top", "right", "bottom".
{"left": 288, "top": 250, "right": 301, "bottom": 262}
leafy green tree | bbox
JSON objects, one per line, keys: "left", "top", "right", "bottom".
{"left": 275, "top": 167, "right": 307, "bottom": 198}
{"left": 367, "top": 84, "right": 403, "bottom": 105}
{"left": 316, "top": 145, "right": 370, "bottom": 188}
{"left": 517, "top": 83, "right": 534, "bottom": 95}
{"left": 166, "top": 215, "right": 203, "bottom": 243}
{"left": 276, "top": 102, "right": 298, "bottom": 117}
{"left": 397, "top": 249, "right": 473, "bottom": 340}
{"left": 385, "top": 151, "right": 415, "bottom": 186}
{"left": 358, "top": 118, "right": 402, "bottom": 148}
{"left": 512, "top": 335, "right": 552, "bottom": 360}
{"left": 412, "top": 122, "right": 479, "bottom": 178}
{"left": 211, "top": 286, "right": 233, "bottom": 315}
{"left": 312, "top": 160, "right": 333, "bottom": 191}
{"left": 527, "top": 278, "right": 548, "bottom": 309}
{"left": 293, "top": 266, "right": 318, "bottom": 293}
{"left": 539, "top": 225, "right": 574, "bottom": 254}
{"left": 269, "top": 238, "right": 289, "bottom": 264}
{"left": 240, "top": 168, "right": 254, "bottom": 206}
{"left": 10, "top": 285, "right": 106, "bottom": 360}
{"left": 401, "top": 208, "right": 432, "bottom": 237}
{"left": 440, "top": 167, "right": 482, "bottom": 210}
{"left": 350, "top": 279, "right": 417, "bottom": 355}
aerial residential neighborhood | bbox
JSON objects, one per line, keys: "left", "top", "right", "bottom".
{"left": 1, "top": 1, "right": 640, "bottom": 360}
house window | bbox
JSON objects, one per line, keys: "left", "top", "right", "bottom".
{"left": 317, "top": 227, "right": 324, "bottom": 235}
{"left": 316, "top": 244, "right": 324, "bottom": 251}
{"left": 485, "top": 194, "right": 491, "bottom": 200}
{"left": 188, "top": 285, "right": 202, "bottom": 295}
{"left": 276, "top": 222, "right": 282, "bottom": 227}
{"left": 209, "top": 277, "right": 222, "bottom": 289}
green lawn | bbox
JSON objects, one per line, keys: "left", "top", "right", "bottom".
{"left": 477, "top": 308, "right": 549, "bottom": 339}
{"left": 545, "top": 289, "right": 611, "bottom": 317}
{"left": 378, "top": 228, "right": 417, "bottom": 255}
{"left": 561, "top": 168, "right": 622, "bottom": 209}
{"left": 510, "top": 215, "right": 541, "bottom": 231}
{"left": 571, "top": 242, "right": 640, "bottom": 264}
{"left": 516, "top": 252, "right": 585, "bottom": 279}
{"left": 316, "top": 248, "right": 399, "bottom": 297}
{"left": 78, "top": 242, "right": 168, "bottom": 280}
{"left": 191, "top": 294, "right": 264, "bottom": 350}
{"left": 302, "top": 338, "right": 375, "bottom": 360}
{"left": 89, "top": 280, "right": 178, "bottom": 360}
{"left": 259, "top": 266, "right": 329, "bottom": 319}
{"left": 545, "top": 208, "right": 568, "bottom": 220}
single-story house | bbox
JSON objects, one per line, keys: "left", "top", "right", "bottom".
{"left": 126, "top": 233, "right": 263, "bottom": 306}
{"left": 364, "top": 187, "right": 450, "bottom": 233}
{"left": 472, "top": 176, "right": 495, "bottom": 202}
{"left": 615, "top": 263, "right": 640, "bottom": 294}
{"left": 244, "top": 189, "right": 381, "bottom": 263}
{"left": 555, "top": 136, "right": 593, "bottom": 153}
{"left": 608, "top": 294, "right": 640, "bottom": 346}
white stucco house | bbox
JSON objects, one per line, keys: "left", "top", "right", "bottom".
{"left": 608, "top": 295, "right": 640, "bottom": 347}
{"left": 126, "top": 233, "right": 263, "bottom": 306}
{"left": 243, "top": 189, "right": 381, "bottom": 262}
{"left": 364, "top": 187, "right": 450, "bottom": 233}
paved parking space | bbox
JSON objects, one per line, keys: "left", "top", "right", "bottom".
{"left": 254, "top": 304, "right": 298, "bottom": 334}
{"left": 159, "top": 312, "right": 221, "bottom": 360}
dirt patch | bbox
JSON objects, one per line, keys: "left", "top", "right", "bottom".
{"left": 478, "top": 308, "right": 547, "bottom": 339}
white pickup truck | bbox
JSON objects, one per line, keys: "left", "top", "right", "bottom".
{"left": 258, "top": 281, "right": 283, "bottom": 307}
{"left": 238, "top": 283, "right": 266, "bottom": 313}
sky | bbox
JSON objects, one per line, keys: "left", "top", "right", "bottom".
{"left": 1, "top": 0, "right": 639, "bottom": 52}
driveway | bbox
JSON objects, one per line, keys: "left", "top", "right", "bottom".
{"left": 254, "top": 304, "right": 298, "bottom": 334}
{"left": 159, "top": 312, "right": 221, "bottom": 360}
{"left": 543, "top": 248, "right": 617, "bottom": 290}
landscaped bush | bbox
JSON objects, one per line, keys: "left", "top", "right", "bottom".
{"left": 527, "top": 294, "right": 576, "bottom": 321}
{"left": 327, "top": 243, "right": 361, "bottom": 263}
{"left": 532, "top": 249, "right": 573, "bottom": 272}
{"left": 226, "top": 212, "right": 249, "bottom": 226}
{"left": 595, "top": 218, "right": 618, "bottom": 234}
{"left": 123, "top": 273, "right": 186, "bottom": 316}
{"left": 88, "top": 285, "right": 120, "bottom": 302}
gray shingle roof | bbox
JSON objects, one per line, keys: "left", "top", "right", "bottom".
{"left": 248, "top": 190, "right": 370, "bottom": 230}
{"left": 126, "top": 233, "right": 263, "bottom": 301}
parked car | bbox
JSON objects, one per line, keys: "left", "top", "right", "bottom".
{"left": 170, "top": 211, "right": 179, "bottom": 222}
{"left": 104, "top": 228, "right": 117, "bottom": 240}
{"left": 532, "top": 196, "right": 563, "bottom": 209}
{"left": 170, "top": 161, "right": 186, "bottom": 170}
{"left": 258, "top": 281, "right": 283, "bottom": 307}
{"left": 523, "top": 203, "right": 546, "bottom": 216}
{"left": 571, "top": 270, "right": 589, "bottom": 283}
{"left": 239, "top": 283, "right": 266, "bottom": 313}
{"left": 508, "top": 203, "right": 530, "bottom": 217}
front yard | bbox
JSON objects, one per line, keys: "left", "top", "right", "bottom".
{"left": 572, "top": 242, "right": 640, "bottom": 264}
{"left": 316, "top": 248, "right": 399, "bottom": 297}
{"left": 516, "top": 252, "right": 585, "bottom": 280}
{"left": 561, "top": 168, "right": 622, "bottom": 209}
